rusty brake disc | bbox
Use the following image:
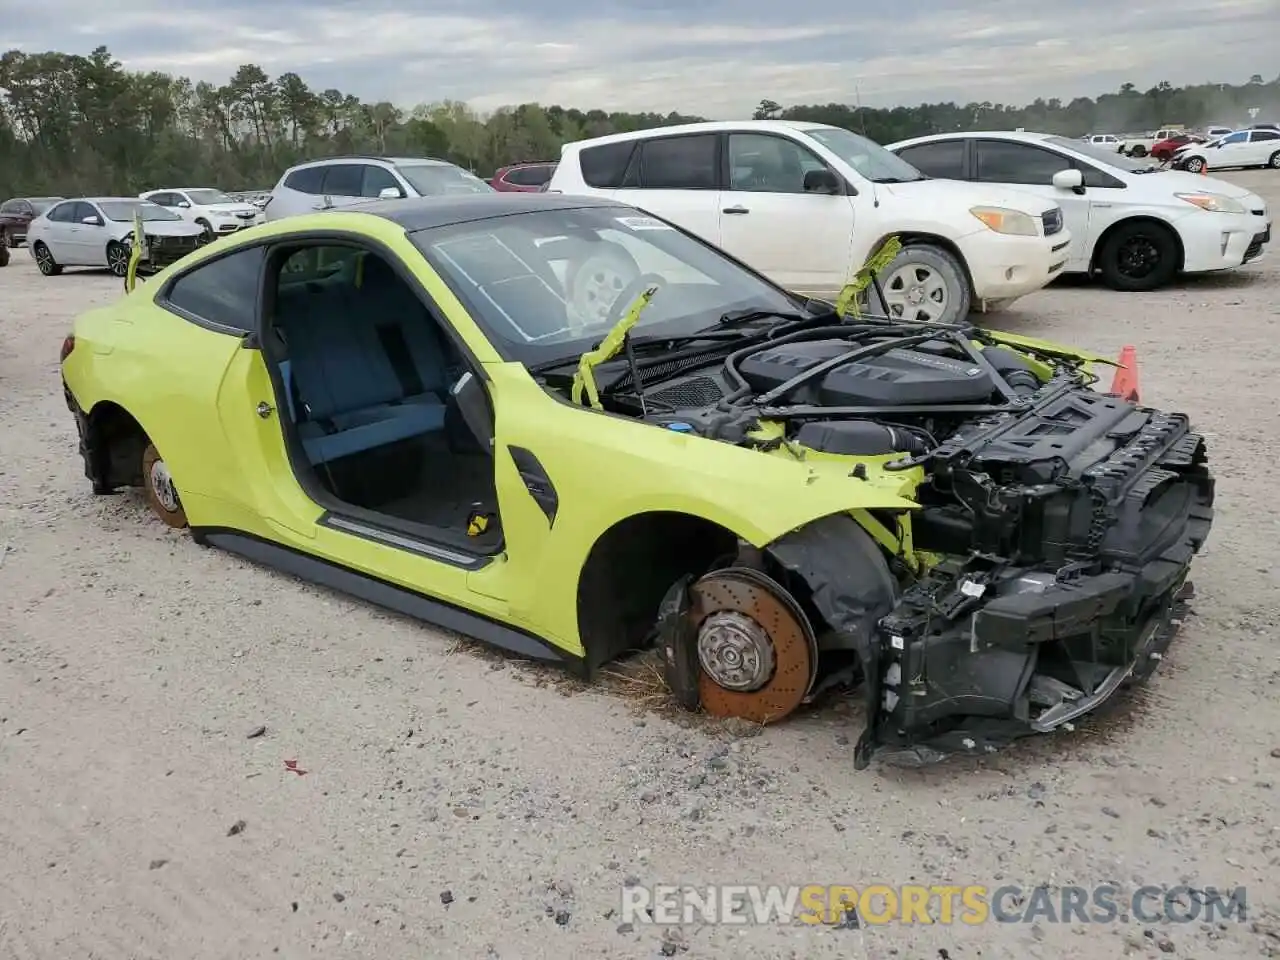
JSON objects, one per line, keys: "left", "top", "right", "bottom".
{"left": 688, "top": 567, "right": 817, "bottom": 724}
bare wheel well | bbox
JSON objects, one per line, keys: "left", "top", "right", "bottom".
{"left": 576, "top": 512, "right": 739, "bottom": 671}
{"left": 88, "top": 401, "right": 149, "bottom": 489}
{"left": 873, "top": 232, "right": 977, "bottom": 298}
{"left": 1091, "top": 217, "right": 1185, "bottom": 273}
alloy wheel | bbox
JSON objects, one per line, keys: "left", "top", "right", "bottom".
{"left": 882, "top": 263, "right": 950, "bottom": 322}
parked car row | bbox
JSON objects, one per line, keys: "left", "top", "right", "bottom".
{"left": 9, "top": 120, "right": 1271, "bottom": 304}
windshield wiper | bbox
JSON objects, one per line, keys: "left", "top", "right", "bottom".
{"left": 870, "top": 176, "right": 924, "bottom": 184}
{"left": 629, "top": 309, "right": 815, "bottom": 348}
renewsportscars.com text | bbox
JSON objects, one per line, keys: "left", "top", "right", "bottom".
{"left": 620, "top": 883, "right": 1248, "bottom": 926}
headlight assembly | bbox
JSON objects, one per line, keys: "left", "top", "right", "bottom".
{"left": 970, "top": 206, "right": 1040, "bottom": 236}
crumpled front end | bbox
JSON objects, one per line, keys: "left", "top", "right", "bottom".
{"left": 658, "top": 351, "right": 1215, "bottom": 768}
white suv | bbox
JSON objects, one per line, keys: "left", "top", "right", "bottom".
{"left": 264, "top": 155, "right": 492, "bottom": 221}
{"left": 546, "top": 120, "right": 1071, "bottom": 324}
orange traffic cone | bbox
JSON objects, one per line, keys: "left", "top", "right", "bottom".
{"left": 1110, "top": 345, "right": 1140, "bottom": 402}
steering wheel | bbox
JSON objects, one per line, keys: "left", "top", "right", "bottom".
{"left": 605, "top": 272, "right": 666, "bottom": 325}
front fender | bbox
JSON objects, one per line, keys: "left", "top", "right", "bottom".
{"left": 604, "top": 472, "right": 919, "bottom": 549}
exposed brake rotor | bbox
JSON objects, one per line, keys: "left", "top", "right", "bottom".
{"left": 689, "top": 567, "right": 817, "bottom": 724}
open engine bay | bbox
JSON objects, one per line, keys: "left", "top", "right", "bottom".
{"left": 542, "top": 316, "right": 1215, "bottom": 765}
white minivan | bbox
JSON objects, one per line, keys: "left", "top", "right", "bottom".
{"left": 546, "top": 120, "right": 1072, "bottom": 324}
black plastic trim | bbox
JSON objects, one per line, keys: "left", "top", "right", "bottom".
{"left": 506, "top": 445, "right": 559, "bottom": 527}
{"left": 194, "top": 526, "right": 584, "bottom": 672}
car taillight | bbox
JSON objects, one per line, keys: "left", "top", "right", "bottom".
{"left": 60, "top": 334, "right": 75, "bottom": 363}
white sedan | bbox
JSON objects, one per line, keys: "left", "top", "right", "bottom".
{"left": 139, "top": 187, "right": 263, "bottom": 236}
{"left": 888, "top": 131, "right": 1270, "bottom": 290}
{"left": 27, "top": 197, "right": 208, "bottom": 277}
{"left": 1172, "top": 129, "right": 1280, "bottom": 173}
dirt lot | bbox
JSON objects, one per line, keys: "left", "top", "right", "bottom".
{"left": 2, "top": 172, "right": 1279, "bottom": 960}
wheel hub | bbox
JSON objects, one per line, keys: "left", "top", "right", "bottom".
{"left": 697, "top": 611, "right": 774, "bottom": 691}
{"left": 688, "top": 569, "right": 816, "bottom": 724}
{"left": 149, "top": 459, "right": 179, "bottom": 512}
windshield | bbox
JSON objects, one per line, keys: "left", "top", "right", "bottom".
{"left": 395, "top": 163, "right": 494, "bottom": 196}
{"left": 184, "top": 189, "right": 236, "bottom": 205}
{"left": 1044, "top": 136, "right": 1154, "bottom": 172}
{"left": 99, "top": 200, "right": 183, "bottom": 222}
{"left": 413, "top": 206, "right": 801, "bottom": 366}
{"left": 801, "top": 126, "right": 927, "bottom": 182}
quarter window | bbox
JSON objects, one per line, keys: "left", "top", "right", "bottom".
{"left": 1252, "top": 131, "right": 1279, "bottom": 142}
{"left": 895, "top": 140, "right": 966, "bottom": 179}
{"left": 975, "top": 140, "right": 1072, "bottom": 185}
{"left": 636, "top": 134, "right": 718, "bottom": 190}
{"left": 284, "top": 166, "right": 326, "bottom": 194}
{"left": 164, "top": 246, "right": 266, "bottom": 332}
{"left": 578, "top": 141, "right": 636, "bottom": 188}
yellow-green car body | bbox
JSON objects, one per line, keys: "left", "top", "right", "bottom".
{"left": 61, "top": 195, "right": 1214, "bottom": 767}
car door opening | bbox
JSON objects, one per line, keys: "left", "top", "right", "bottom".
{"left": 265, "top": 243, "right": 501, "bottom": 551}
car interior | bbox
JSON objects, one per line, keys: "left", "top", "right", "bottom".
{"left": 262, "top": 244, "right": 502, "bottom": 550}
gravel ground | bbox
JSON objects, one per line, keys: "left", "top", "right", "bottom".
{"left": 2, "top": 171, "right": 1279, "bottom": 960}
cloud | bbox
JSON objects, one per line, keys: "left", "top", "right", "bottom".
{"left": 2, "top": 0, "right": 1277, "bottom": 115}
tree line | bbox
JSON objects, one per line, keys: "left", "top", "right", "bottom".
{"left": 1, "top": 46, "right": 1277, "bottom": 198}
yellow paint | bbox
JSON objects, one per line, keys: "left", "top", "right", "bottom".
{"left": 61, "top": 209, "right": 1094, "bottom": 662}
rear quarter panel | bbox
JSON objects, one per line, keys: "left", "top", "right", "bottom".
{"left": 63, "top": 291, "right": 248, "bottom": 519}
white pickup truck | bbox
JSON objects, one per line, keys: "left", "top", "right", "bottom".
{"left": 1118, "top": 127, "right": 1186, "bottom": 157}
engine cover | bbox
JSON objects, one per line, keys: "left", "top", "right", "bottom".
{"left": 738, "top": 339, "right": 995, "bottom": 406}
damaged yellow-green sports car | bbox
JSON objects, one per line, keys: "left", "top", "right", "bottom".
{"left": 60, "top": 194, "right": 1214, "bottom": 767}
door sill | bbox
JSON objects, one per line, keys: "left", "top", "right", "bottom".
{"left": 318, "top": 509, "right": 501, "bottom": 571}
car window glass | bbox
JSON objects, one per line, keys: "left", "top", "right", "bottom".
{"left": 727, "top": 134, "right": 828, "bottom": 193}
{"left": 1252, "top": 131, "right": 1279, "bottom": 141}
{"left": 975, "top": 141, "right": 1071, "bottom": 184}
{"left": 1076, "top": 161, "right": 1123, "bottom": 189}
{"left": 1222, "top": 132, "right": 1248, "bottom": 145}
{"left": 72, "top": 202, "right": 99, "bottom": 222}
{"left": 164, "top": 246, "right": 266, "bottom": 332}
{"left": 284, "top": 166, "right": 326, "bottom": 194}
{"left": 578, "top": 142, "right": 635, "bottom": 188}
{"left": 361, "top": 165, "right": 402, "bottom": 198}
{"left": 0, "top": 200, "right": 14, "bottom": 213}
{"left": 895, "top": 140, "right": 966, "bottom": 179}
{"left": 321, "top": 164, "right": 364, "bottom": 197}
{"left": 416, "top": 206, "right": 798, "bottom": 366}
{"left": 637, "top": 134, "right": 718, "bottom": 190}
{"left": 279, "top": 245, "right": 363, "bottom": 283}
{"left": 45, "top": 203, "right": 71, "bottom": 222}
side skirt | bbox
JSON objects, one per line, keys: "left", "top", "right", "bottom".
{"left": 194, "top": 526, "right": 586, "bottom": 676}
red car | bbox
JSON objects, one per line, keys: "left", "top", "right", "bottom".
{"left": 1, "top": 196, "right": 64, "bottom": 246}
{"left": 1151, "top": 134, "right": 1205, "bottom": 162}
{"left": 489, "top": 161, "right": 557, "bottom": 192}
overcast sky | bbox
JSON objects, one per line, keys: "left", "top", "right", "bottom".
{"left": 2, "top": 0, "right": 1277, "bottom": 115}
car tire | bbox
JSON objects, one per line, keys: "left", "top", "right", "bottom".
{"left": 879, "top": 244, "right": 971, "bottom": 324}
{"left": 1184, "top": 156, "right": 1205, "bottom": 173}
{"left": 142, "top": 442, "right": 188, "bottom": 529}
{"left": 32, "top": 241, "right": 62, "bottom": 276}
{"left": 195, "top": 217, "right": 213, "bottom": 239}
{"left": 1130, "top": 145, "right": 1148, "bottom": 158}
{"left": 0, "top": 243, "right": 8, "bottom": 267}
{"left": 106, "top": 240, "right": 130, "bottom": 277}
{"left": 1097, "top": 220, "right": 1180, "bottom": 292}
{"left": 1269, "top": 151, "right": 1280, "bottom": 169}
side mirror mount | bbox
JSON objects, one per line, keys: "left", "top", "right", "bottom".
{"left": 81, "top": 215, "right": 103, "bottom": 226}
{"left": 803, "top": 168, "right": 842, "bottom": 195}
{"left": 1052, "top": 168, "right": 1085, "bottom": 194}
{"left": 450, "top": 371, "right": 494, "bottom": 454}
{"left": 377, "top": 187, "right": 403, "bottom": 200}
